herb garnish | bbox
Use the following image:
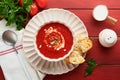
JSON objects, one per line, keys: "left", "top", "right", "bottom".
{"left": 84, "top": 59, "right": 97, "bottom": 76}
{"left": 0, "top": 0, "right": 32, "bottom": 30}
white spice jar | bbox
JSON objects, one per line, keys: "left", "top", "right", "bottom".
{"left": 99, "top": 29, "right": 117, "bottom": 47}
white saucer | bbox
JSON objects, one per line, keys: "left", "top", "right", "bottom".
{"left": 22, "top": 8, "right": 88, "bottom": 75}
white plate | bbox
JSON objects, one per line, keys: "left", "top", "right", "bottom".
{"left": 22, "top": 8, "right": 88, "bottom": 75}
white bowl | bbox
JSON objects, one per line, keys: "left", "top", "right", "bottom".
{"left": 32, "top": 8, "right": 88, "bottom": 62}
{"left": 34, "top": 21, "right": 74, "bottom": 62}
{"left": 22, "top": 8, "right": 88, "bottom": 74}
{"left": 93, "top": 5, "right": 108, "bottom": 21}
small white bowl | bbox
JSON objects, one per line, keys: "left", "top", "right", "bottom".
{"left": 93, "top": 5, "right": 108, "bottom": 21}
{"left": 93, "top": 5, "right": 117, "bottom": 24}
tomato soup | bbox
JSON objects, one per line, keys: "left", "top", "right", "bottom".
{"left": 36, "top": 22, "right": 73, "bottom": 59}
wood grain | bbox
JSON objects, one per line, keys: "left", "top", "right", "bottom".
{"left": 44, "top": 65, "right": 120, "bottom": 80}
{"left": 44, "top": 0, "right": 120, "bottom": 80}
{"left": 69, "top": 10, "right": 120, "bottom": 36}
{"left": 46, "top": 0, "right": 120, "bottom": 8}
{"left": 0, "top": 66, "right": 5, "bottom": 80}
{"left": 1, "top": 0, "right": 120, "bottom": 80}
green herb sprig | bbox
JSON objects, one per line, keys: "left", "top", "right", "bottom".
{"left": 0, "top": 0, "right": 32, "bottom": 30}
{"left": 84, "top": 59, "right": 97, "bottom": 76}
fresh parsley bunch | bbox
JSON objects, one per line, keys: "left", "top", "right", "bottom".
{"left": 0, "top": 0, "right": 32, "bottom": 30}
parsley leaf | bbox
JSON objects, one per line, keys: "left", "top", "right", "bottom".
{"left": 85, "top": 67, "right": 95, "bottom": 76}
{"left": 87, "top": 59, "right": 97, "bottom": 67}
{"left": 84, "top": 59, "right": 97, "bottom": 76}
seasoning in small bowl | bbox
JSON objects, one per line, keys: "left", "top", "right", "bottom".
{"left": 93, "top": 5, "right": 117, "bottom": 25}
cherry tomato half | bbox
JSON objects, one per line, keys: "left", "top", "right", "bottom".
{"left": 35, "top": 0, "right": 46, "bottom": 9}
{"left": 29, "top": 3, "right": 39, "bottom": 16}
{"left": 19, "top": 0, "right": 23, "bottom": 6}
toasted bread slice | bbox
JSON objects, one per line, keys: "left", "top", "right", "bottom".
{"left": 77, "top": 37, "right": 92, "bottom": 53}
{"left": 64, "top": 34, "right": 92, "bottom": 65}
{"left": 69, "top": 51, "right": 85, "bottom": 64}
{"left": 76, "top": 34, "right": 85, "bottom": 41}
{"left": 73, "top": 43, "right": 83, "bottom": 56}
{"left": 64, "top": 57, "right": 71, "bottom": 64}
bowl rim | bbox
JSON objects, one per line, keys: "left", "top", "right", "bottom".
{"left": 22, "top": 8, "right": 89, "bottom": 74}
{"left": 34, "top": 21, "right": 75, "bottom": 62}
{"left": 24, "top": 8, "right": 88, "bottom": 62}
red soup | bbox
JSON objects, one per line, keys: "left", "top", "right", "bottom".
{"left": 36, "top": 22, "right": 73, "bottom": 59}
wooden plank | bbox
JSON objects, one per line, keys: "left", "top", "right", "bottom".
{"left": 68, "top": 10, "right": 120, "bottom": 36}
{"left": 44, "top": 0, "right": 120, "bottom": 80}
{"left": 39, "top": 9, "right": 120, "bottom": 36}
{"left": 46, "top": 0, "right": 120, "bottom": 9}
{"left": 0, "top": 67, "right": 5, "bottom": 80}
{"left": 86, "top": 39, "right": 120, "bottom": 64}
{"left": 44, "top": 65, "right": 120, "bottom": 80}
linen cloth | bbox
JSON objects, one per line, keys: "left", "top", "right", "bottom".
{"left": 0, "top": 19, "right": 45, "bottom": 80}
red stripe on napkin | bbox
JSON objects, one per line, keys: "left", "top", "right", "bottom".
{"left": 0, "top": 45, "right": 23, "bottom": 56}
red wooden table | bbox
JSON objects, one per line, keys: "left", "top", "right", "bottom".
{"left": 0, "top": 66, "right": 5, "bottom": 80}
{"left": 44, "top": 0, "right": 120, "bottom": 80}
{"left": 0, "top": 0, "right": 120, "bottom": 80}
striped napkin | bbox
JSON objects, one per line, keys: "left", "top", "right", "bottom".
{"left": 0, "top": 19, "right": 45, "bottom": 80}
